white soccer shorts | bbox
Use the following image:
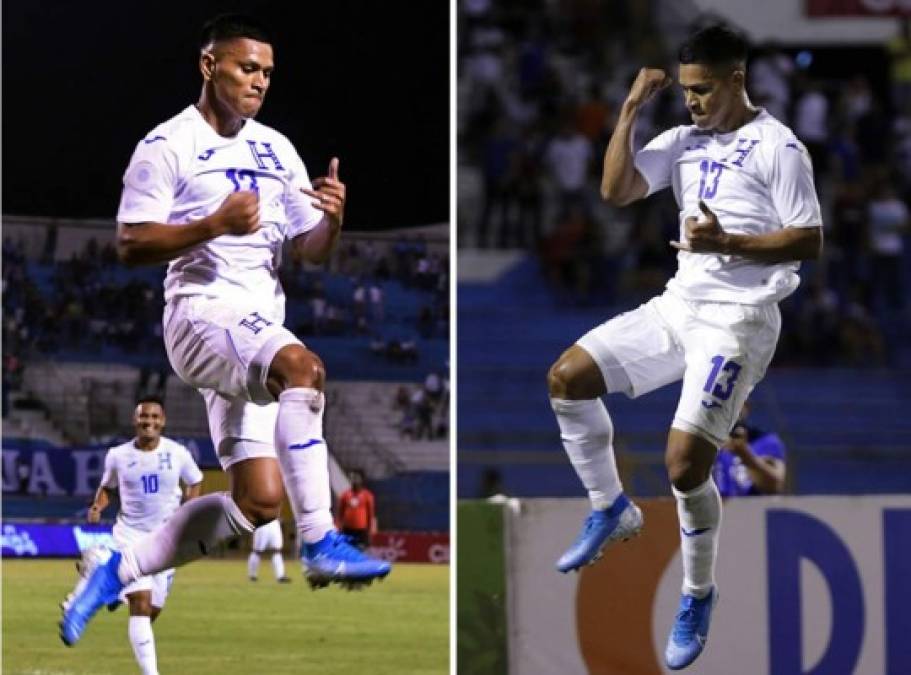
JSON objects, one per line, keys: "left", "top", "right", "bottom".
{"left": 113, "top": 524, "right": 176, "bottom": 608}
{"left": 252, "top": 519, "right": 284, "bottom": 552}
{"left": 576, "top": 289, "right": 781, "bottom": 447}
{"left": 164, "top": 296, "right": 301, "bottom": 468}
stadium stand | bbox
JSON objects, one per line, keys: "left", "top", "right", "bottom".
{"left": 457, "top": 0, "right": 911, "bottom": 499}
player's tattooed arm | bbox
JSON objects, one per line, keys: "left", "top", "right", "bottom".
{"left": 117, "top": 191, "right": 261, "bottom": 266}
{"left": 293, "top": 157, "right": 345, "bottom": 264}
{"left": 671, "top": 201, "right": 822, "bottom": 262}
{"left": 87, "top": 486, "right": 114, "bottom": 523}
{"left": 601, "top": 68, "right": 670, "bottom": 206}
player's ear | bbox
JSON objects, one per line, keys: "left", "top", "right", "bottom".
{"left": 200, "top": 51, "right": 217, "bottom": 81}
{"left": 730, "top": 66, "right": 745, "bottom": 92}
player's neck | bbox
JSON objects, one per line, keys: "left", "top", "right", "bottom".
{"left": 195, "top": 94, "right": 245, "bottom": 138}
{"left": 134, "top": 437, "right": 161, "bottom": 452}
{"left": 712, "top": 98, "right": 759, "bottom": 134}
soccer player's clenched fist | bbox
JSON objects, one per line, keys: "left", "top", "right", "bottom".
{"left": 626, "top": 68, "right": 673, "bottom": 108}
{"left": 214, "top": 190, "right": 261, "bottom": 235}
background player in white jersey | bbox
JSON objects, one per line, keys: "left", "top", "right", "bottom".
{"left": 84, "top": 397, "right": 202, "bottom": 675}
{"left": 248, "top": 519, "right": 291, "bottom": 583}
{"left": 546, "top": 25, "right": 822, "bottom": 670}
{"left": 61, "top": 13, "right": 390, "bottom": 647}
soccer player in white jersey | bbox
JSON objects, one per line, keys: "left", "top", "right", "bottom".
{"left": 546, "top": 25, "right": 822, "bottom": 670}
{"left": 81, "top": 397, "right": 203, "bottom": 675}
{"left": 248, "top": 519, "right": 291, "bottom": 583}
{"left": 60, "top": 13, "right": 390, "bottom": 647}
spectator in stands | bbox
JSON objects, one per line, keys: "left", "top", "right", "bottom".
{"left": 369, "top": 281, "right": 384, "bottom": 323}
{"left": 867, "top": 175, "right": 909, "bottom": 310}
{"left": 712, "top": 400, "right": 786, "bottom": 497}
{"left": 543, "top": 114, "right": 594, "bottom": 218}
{"left": 337, "top": 469, "right": 377, "bottom": 550}
{"left": 793, "top": 74, "right": 829, "bottom": 176}
{"left": 411, "top": 386, "right": 434, "bottom": 440}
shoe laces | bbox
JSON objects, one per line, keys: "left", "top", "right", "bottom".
{"left": 672, "top": 597, "right": 700, "bottom": 643}
{"left": 319, "top": 532, "right": 371, "bottom": 562}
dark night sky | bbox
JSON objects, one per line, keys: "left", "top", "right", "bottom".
{"left": 2, "top": 1, "right": 450, "bottom": 230}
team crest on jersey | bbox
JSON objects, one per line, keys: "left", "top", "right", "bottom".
{"left": 727, "top": 138, "right": 760, "bottom": 167}
{"left": 158, "top": 452, "right": 172, "bottom": 471}
{"left": 247, "top": 141, "right": 284, "bottom": 170}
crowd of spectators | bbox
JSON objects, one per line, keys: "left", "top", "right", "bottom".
{"left": 458, "top": 1, "right": 910, "bottom": 367}
{"left": 2, "top": 233, "right": 449, "bottom": 370}
{"left": 392, "top": 369, "right": 450, "bottom": 440}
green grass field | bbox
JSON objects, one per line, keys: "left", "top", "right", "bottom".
{"left": 3, "top": 558, "right": 449, "bottom": 675}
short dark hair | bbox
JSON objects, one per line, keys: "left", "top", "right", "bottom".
{"left": 136, "top": 395, "right": 165, "bottom": 410}
{"left": 678, "top": 24, "right": 748, "bottom": 69}
{"left": 199, "top": 13, "right": 272, "bottom": 50}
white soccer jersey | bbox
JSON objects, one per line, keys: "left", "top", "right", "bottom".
{"left": 101, "top": 437, "right": 203, "bottom": 533}
{"left": 634, "top": 109, "right": 822, "bottom": 305}
{"left": 116, "top": 105, "right": 324, "bottom": 313}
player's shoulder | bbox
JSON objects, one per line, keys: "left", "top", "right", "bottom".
{"left": 107, "top": 439, "right": 135, "bottom": 455}
{"left": 751, "top": 110, "right": 803, "bottom": 151}
{"left": 652, "top": 122, "right": 699, "bottom": 148}
{"left": 136, "top": 106, "right": 199, "bottom": 149}
{"left": 159, "top": 436, "right": 191, "bottom": 454}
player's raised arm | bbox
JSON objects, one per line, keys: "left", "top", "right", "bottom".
{"left": 117, "top": 191, "right": 261, "bottom": 266}
{"left": 601, "top": 68, "right": 672, "bottom": 206}
{"left": 292, "top": 157, "right": 345, "bottom": 264}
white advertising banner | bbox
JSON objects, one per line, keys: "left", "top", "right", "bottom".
{"left": 505, "top": 496, "right": 911, "bottom": 675}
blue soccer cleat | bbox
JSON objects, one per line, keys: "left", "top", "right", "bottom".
{"left": 59, "top": 547, "right": 125, "bottom": 646}
{"left": 664, "top": 587, "right": 718, "bottom": 670}
{"left": 301, "top": 531, "right": 392, "bottom": 590}
{"left": 556, "top": 493, "right": 643, "bottom": 573}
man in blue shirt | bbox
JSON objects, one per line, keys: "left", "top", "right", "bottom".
{"left": 713, "top": 400, "right": 786, "bottom": 497}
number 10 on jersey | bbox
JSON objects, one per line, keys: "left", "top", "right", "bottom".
{"left": 141, "top": 474, "right": 159, "bottom": 494}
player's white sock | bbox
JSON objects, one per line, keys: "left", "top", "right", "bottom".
{"left": 271, "top": 552, "right": 286, "bottom": 579}
{"left": 673, "top": 478, "right": 722, "bottom": 599}
{"left": 118, "top": 492, "right": 254, "bottom": 583}
{"left": 550, "top": 398, "right": 623, "bottom": 510}
{"left": 128, "top": 616, "right": 158, "bottom": 675}
{"left": 247, "top": 551, "right": 260, "bottom": 578}
{"left": 274, "top": 387, "right": 334, "bottom": 544}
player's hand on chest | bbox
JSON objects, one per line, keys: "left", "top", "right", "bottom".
{"left": 188, "top": 139, "right": 289, "bottom": 223}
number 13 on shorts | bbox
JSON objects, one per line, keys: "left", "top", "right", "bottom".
{"left": 703, "top": 354, "right": 742, "bottom": 401}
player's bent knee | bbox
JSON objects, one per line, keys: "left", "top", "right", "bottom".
{"left": 547, "top": 348, "right": 604, "bottom": 400}
{"left": 127, "top": 593, "right": 153, "bottom": 617}
{"left": 269, "top": 345, "right": 325, "bottom": 392}
{"left": 238, "top": 498, "right": 282, "bottom": 527}
{"left": 665, "top": 451, "right": 712, "bottom": 491}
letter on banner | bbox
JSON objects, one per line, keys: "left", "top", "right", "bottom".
{"left": 767, "top": 509, "right": 864, "bottom": 675}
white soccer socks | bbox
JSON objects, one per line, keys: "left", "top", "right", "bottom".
{"left": 271, "top": 552, "right": 286, "bottom": 580}
{"left": 673, "top": 478, "right": 722, "bottom": 598}
{"left": 128, "top": 616, "right": 159, "bottom": 675}
{"left": 247, "top": 551, "right": 260, "bottom": 579}
{"left": 274, "top": 387, "right": 334, "bottom": 544}
{"left": 551, "top": 397, "right": 623, "bottom": 510}
{"left": 118, "top": 492, "right": 254, "bottom": 583}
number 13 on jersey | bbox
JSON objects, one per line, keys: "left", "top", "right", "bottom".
{"left": 698, "top": 160, "right": 724, "bottom": 199}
